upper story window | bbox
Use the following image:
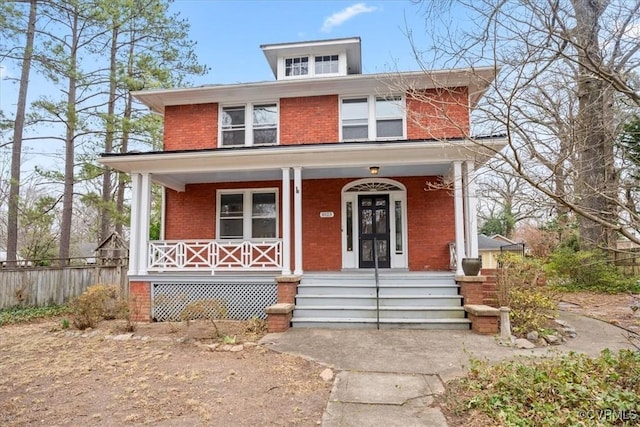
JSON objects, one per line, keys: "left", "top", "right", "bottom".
{"left": 315, "top": 55, "right": 339, "bottom": 74}
{"left": 220, "top": 103, "right": 278, "bottom": 147}
{"left": 341, "top": 95, "right": 405, "bottom": 141}
{"left": 282, "top": 53, "right": 342, "bottom": 79}
{"left": 285, "top": 57, "right": 309, "bottom": 76}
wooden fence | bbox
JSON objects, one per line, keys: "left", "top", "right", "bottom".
{"left": 0, "top": 264, "right": 128, "bottom": 309}
{"left": 614, "top": 248, "right": 640, "bottom": 276}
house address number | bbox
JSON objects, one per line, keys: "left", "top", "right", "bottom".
{"left": 320, "top": 211, "right": 334, "bottom": 218}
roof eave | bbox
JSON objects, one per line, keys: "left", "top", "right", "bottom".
{"left": 132, "top": 67, "right": 499, "bottom": 115}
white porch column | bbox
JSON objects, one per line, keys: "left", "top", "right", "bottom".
{"left": 464, "top": 161, "right": 479, "bottom": 258}
{"left": 293, "top": 167, "right": 303, "bottom": 275}
{"left": 137, "top": 172, "right": 151, "bottom": 275}
{"left": 281, "top": 168, "right": 292, "bottom": 275}
{"left": 128, "top": 173, "right": 141, "bottom": 276}
{"left": 453, "top": 161, "right": 467, "bottom": 275}
{"left": 160, "top": 186, "right": 166, "bottom": 240}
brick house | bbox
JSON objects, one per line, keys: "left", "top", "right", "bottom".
{"left": 100, "top": 37, "right": 506, "bottom": 329}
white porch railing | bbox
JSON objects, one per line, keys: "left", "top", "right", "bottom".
{"left": 147, "top": 240, "right": 282, "bottom": 272}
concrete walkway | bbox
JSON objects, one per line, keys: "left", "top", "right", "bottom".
{"left": 260, "top": 311, "right": 636, "bottom": 426}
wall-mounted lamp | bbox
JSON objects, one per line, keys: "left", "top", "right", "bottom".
{"left": 369, "top": 166, "right": 380, "bottom": 176}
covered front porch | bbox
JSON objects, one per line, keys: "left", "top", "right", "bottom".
{"left": 104, "top": 141, "right": 495, "bottom": 278}
{"left": 100, "top": 139, "right": 504, "bottom": 323}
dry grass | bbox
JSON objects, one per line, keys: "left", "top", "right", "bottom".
{"left": 0, "top": 319, "right": 331, "bottom": 426}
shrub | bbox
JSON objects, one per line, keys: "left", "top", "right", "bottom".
{"left": 180, "top": 299, "right": 228, "bottom": 338}
{"left": 443, "top": 349, "right": 640, "bottom": 426}
{"left": 69, "top": 284, "right": 128, "bottom": 330}
{"left": 497, "top": 253, "right": 557, "bottom": 335}
{"left": 547, "top": 248, "right": 640, "bottom": 294}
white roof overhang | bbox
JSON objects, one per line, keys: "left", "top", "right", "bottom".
{"left": 132, "top": 67, "right": 497, "bottom": 114}
{"left": 260, "top": 37, "right": 362, "bottom": 78}
{"left": 99, "top": 138, "right": 506, "bottom": 192}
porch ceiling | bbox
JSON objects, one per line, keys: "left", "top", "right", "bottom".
{"left": 100, "top": 138, "right": 506, "bottom": 191}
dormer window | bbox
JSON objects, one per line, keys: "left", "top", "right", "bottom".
{"left": 282, "top": 54, "right": 342, "bottom": 79}
{"left": 315, "top": 55, "right": 339, "bottom": 74}
{"left": 261, "top": 37, "right": 361, "bottom": 80}
{"left": 285, "top": 57, "right": 309, "bottom": 77}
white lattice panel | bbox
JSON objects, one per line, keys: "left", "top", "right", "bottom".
{"left": 152, "top": 282, "right": 277, "bottom": 321}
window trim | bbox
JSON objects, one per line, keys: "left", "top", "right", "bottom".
{"left": 280, "top": 52, "right": 344, "bottom": 79}
{"left": 216, "top": 188, "right": 280, "bottom": 241}
{"left": 339, "top": 95, "right": 406, "bottom": 142}
{"left": 284, "top": 56, "right": 309, "bottom": 77}
{"left": 219, "top": 102, "right": 279, "bottom": 147}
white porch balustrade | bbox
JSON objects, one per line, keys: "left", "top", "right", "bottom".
{"left": 148, "top": 240, "right": 282, "bottom": 272}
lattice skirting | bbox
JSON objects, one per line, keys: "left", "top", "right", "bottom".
{"left": 151, "top": 282, "right": 277, "bottom": 321}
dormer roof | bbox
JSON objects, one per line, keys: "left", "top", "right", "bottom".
{"left": 260, "top": 37, "right": 362, "bottom": 78}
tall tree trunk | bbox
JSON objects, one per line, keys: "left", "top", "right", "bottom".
{"left": 57, "top": 9, "right": 78, "bottom": 265}
{"left": 6, "top": 0, "right": 37, "bottom": 267}
{"left": 572, "top": 0, "right": 617, "bottom": 251}
{"left": 100, "top": 24, "right": 118, "bottom": 244}
{"left": 115, "top": 32, "right": 135, "bottom": 239}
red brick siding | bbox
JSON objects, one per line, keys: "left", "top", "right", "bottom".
{"left": 160, "top": 89, "right": 469, "bottom": 151}
{"left": 301, "top": 179, "right": 351, "bottom": 270}
{"left": 164, "top": 181, "right": 283, "bottom": 240}
{"left": 129, "top": 281, "right": 151, "bottom": 322}
{"left": 280, "top": 95, "right": 339, "bottom": 144}
{"left": 165, "top": 184, "right": 216, "bottom": 239}
{"left": 405, "top": 176, "right": 455, "bottom": 270}
{"left": 164, "top": 103, "right": 218, "bottom": 150}
{"left": 406, "top": 87, "right": 469, "bottom": 140}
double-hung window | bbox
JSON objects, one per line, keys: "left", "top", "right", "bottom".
{"left": 218, "top": 190, "right": 278, "bottom": 240}
{"left": 341, "top": 95, "right": 405, "bottom": 141}
{"left": 375, "top": 96, "right": 404, "bottom": 138}
{"left": 341, "top": 98, "right": 369, "bottom": 140}
{"left": 221, "top": 103, "right": 278, "bottom": 147}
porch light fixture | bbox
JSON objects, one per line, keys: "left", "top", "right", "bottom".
{"left": 369, "top": 166, "right": 380, "bottom": 176}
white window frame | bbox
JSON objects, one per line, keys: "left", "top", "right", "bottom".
{"left": 284, "top": 56, "right": 309, "bottom": 77}
{"left": 279, "top": 52, "right": 346, "bottom": 80}
{"left": 339, "top": 95, "right": 406, "bottom": 142}
{"left": 216, "top": 188, "right": 280, "bottom": 241}
{"left": 219, "top": 102, "right": 279, "bottom": 147}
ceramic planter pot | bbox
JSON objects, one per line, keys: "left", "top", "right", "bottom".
{"left": 461, "top": 257, "right": 482, "bottom": 276}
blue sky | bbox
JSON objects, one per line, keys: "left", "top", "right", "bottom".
{"left": 168, "top": 0, "right": 433, "bottom": 84}
{"left": 0, "top": 1, "right": 441, "bottom": 171}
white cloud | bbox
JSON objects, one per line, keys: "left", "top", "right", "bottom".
{"left": 321, "top": 3, "right": 378, "bottom": 33}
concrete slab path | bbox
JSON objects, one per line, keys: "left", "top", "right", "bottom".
{"left": 260, "top": 311, "right": 637, "bottom": 426}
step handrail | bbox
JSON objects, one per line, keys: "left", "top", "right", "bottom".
{"left": 373, "top": 237, "right": 380, "bottom": 330}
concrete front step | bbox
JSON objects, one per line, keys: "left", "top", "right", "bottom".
{"left": 294, "top": 306, "right": 466, "bottom": 319}
{"left": 291, "top": 317, "right": 471, "bottom": 330}
{"left": 296, "top": 295, "right": 462, "bottom": 307}
{"left": 293, "top": 272, "right": 465, "bottom": 329}
{"left": 301, "top": 272, "right": 456, "bottom": 285}
{"left": 296, "top": 284, "right": 460, "bottom": 297}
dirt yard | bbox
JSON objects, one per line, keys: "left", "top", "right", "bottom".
{"left": 558, "top": 291, "right": 640, "bottom": 333}
{"left": 0, "top": 319, "right": 331, "bottom": 426}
